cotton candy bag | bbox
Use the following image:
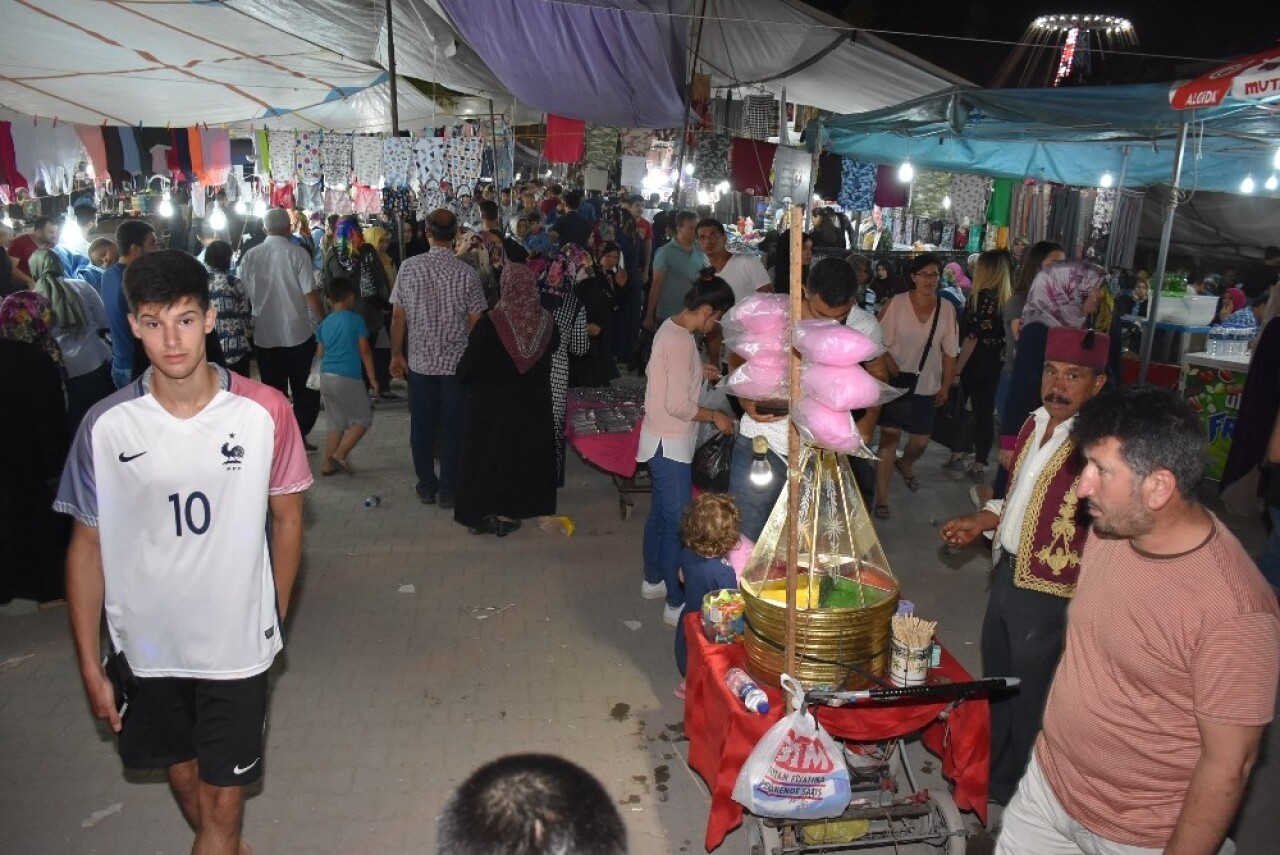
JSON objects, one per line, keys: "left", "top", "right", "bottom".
{"left": 792, "top": 397, "right": 860, "bottom": 454}
{"left": 793, "top": 320, "right": 878, "bottom": 366}
{"left": 721, "top": 293, "right": 789, "bottom": 343}
{"left": 732, "top": 675, "right": 851, "bottom": 820}
{"left": 726, "top": 356, "right": 789, "bottom": 401}
{"left": 801, "top": 362, "right": 880, "bottom": 411}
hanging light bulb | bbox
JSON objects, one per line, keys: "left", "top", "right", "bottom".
{"left": 1099, "top": 171, "right": 1114, "bottom": 189}
{"left": 158, "top": 191, "right": 174, "bottom": 218}
{"left": 898, "top": 158, "right": 914, "bottom": 183}
{"left": 253, "top": 198, "right": 267, "bottom": 218}
{"left": 942, "top": 195, "right": 952, "bottom": 210}
{"left": 58, "top": 209, "right": 84, "bottom": 250}
{"left": 715, "top": 180, "right": 730, "bottom": 194}
{"left": 544, "top": 168, "right": 552, "bottom": 178}
{"left": 1, "top": 214, "right": 12, "bottom": 229}
{"left": 683, "top": 162, "right": 695, "bottom": 176}
{"left": 234, "top": 199, "right": 247, "bottom": 216}
{"left": 208, "top": 203, "right": 227, "bottom": 231}
{"left": 1240, "top": 174, "right": 1256, "bottom": 194}
{"left": 1266, "top": 174, "right": 1279, "bottom": 192}
{"left": 749, "top": 436, "right": 774, "bottom": 487}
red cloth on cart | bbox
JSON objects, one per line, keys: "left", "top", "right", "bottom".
{"left": 564, "top": 396, "right": 641, "bottom": 478}
{"left": 683, "top": 614, "right": 989, "bottom": 850}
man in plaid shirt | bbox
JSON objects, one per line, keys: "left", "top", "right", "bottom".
{"left": 390, "top": 209, "right": 487, "bottom": 508}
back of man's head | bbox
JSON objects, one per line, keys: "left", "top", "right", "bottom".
{"left": 479, "top": 200, "right": 500, "bottom": 222}
{"left": 1264, "top": 245, "right": 1279, "bottom": 262}
{"left": 807, "top": 257, "right": 857, "bottom": 310}
{"left": 115, "top": 219, "right": 155, "bottom": 259}
{"left": 438, "top": 754, "right": 627, "bottom": 855}
{"left": 564, "top": 189, "right": 584, "bottom": 210}
{"left": 1072, "top": 385, "right": 1206, "bottom": 502}
{"left": 426, "top": 208, "right": 458, "bottom": 244}
{"left": 263, "top": 208, "right": 292, "bottom": 236}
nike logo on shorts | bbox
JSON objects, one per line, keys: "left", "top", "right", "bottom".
{"left": 233, "top": 758, "right": 260, "bottom": 775}
{"left": 118, "top": 451, "right": 148, "bottom": 462}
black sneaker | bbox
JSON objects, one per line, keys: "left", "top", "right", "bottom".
{"left": 417, "top": 491, "right": 437, "bottom": 505}
{"left": 303, "top": 439, "right": 318, "bottom": 453}
{"left": 438, "top": 495, "right": 455, "bottom": 510}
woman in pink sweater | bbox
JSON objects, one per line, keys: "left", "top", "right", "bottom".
{"left": 638, "top": 270, "right": 736, "bottom": 626}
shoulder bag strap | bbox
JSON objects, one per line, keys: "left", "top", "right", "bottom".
{"left": 916, "top": 298, "right": 942, "bottom": 374}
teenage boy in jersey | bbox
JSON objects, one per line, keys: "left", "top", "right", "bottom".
{"left": 57, "top": 250, "right": 312, "bottom": 855}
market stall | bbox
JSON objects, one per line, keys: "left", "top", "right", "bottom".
{"left": 1180, "top": 351, "right": 1254, "bottom": 481}
{"left": 564, "top": 387, "right": 649, "bottom": 519}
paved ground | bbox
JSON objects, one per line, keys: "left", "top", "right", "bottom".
{"left": 2, "top": 381, "right": 1277, "bottom": 854}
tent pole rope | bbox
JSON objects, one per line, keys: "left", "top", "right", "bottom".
{"left": 673, "top": 0, "right": 709, "bottom": 210}
{"left": 784, "top": 205, "right": 802, "bottom": 709}
{"left": 1139, "top": 119, "right": 1189, "bottom": 383}
{"left": 386, "top": 0, "right": 399, "bottom": 135}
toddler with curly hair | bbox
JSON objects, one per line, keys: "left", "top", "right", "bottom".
{"left": 674, "top": 493, "right": 742, "bottom": 698}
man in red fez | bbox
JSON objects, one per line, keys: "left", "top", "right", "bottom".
{"left": 940, "top": 325, "right": 1108, "bottom": 810}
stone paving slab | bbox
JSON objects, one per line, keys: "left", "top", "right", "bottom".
{"left": 2, "top": 389, "right": 1277, "bottom": 854}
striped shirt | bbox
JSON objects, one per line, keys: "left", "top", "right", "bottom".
{"left": 1036, "top": 518, "right": 1280, "bottom": 847}
{"left": 390, "top": 247, "right": 486, "bottom": 375}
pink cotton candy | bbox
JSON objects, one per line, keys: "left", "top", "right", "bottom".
{"left": 726, "top": 358, "right": 789, "bottom": 400}
{"left": 723, "top": 293, "right": 789, "bottom": 336}
{"left": 801, "top": 362, "right": 880, "bottom": 411}
{"left": 793, "top": 397, "right": 859, "bottom": 453}
{"left": 727, "top": 330, "right": 789, "bottom": 361}
{"left": 793, "top": 320, "right": 878, "bottom": 366}
{"left": 727, "top": 535, "right": 755, "bottom": 582}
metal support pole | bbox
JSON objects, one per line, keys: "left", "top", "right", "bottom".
{"left": 784, "top": 206, "right": 803, "bottom": 705}
{"left": 673, "top": 0, "right": 709, "bottom": 210}
{"left": 385, "top": 0, "right": 404, "bottom": 266}
{"left": 1138, "top": 120, "right": 1189, "bottom": 383}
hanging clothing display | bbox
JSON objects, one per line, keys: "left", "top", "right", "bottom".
{"left": 381, "top": 137, "right": 414, "bottom": 189}
{"left": 172, "top": 128, "right": 193, "bottom": 178}
{"left": 911, "top": 171, "right": 952, "bottom": 220}
{"left": 1085, "top": 188, "right": 1116, "bottom": 262}
{"left": 296, "top": 180, "right": 323, "bottom": 212}
{"left": 266, "top": 130, "right": 295, "bottom": 182}
{"left": 583, "top": 125, "right": 619, "bottom": 170}
{"left": 295, "top": 131, "right": 322, "bottom": 183}
{"left": 76, "top": 125, "right": 108, "bottom": 185}
{"left": 544, "top": 115, "right": 585, "bottom": 163}
{"left": 987, "top": 178, "right": 1015, "bottom": 227}
{"left": 269, "top": 181, "right": 295, "bottom": 209}
{"left": 186, "top": 128, "right": 205, "bottom": 187}
{"left": 353, "top": 184, "right": 382, "bottom": 215}
{"left": 324, "top": 187, "right": 355, "bottom": 216}
{"left": 200, "top": 129, "right": 231, "bottom": 187}
{"left": 352, "top": 136, "right": 383, "bottom": 187}
{"left": 320, "top": 133, "right": 353, "bottom": 185}
{"left": 873, "top": 164, "right": 908, "bottom": 209}
{"left": 695, "top": 133, "right": 731, "bottom": 183}
{"left": 445, "top": 136, "right": 483, "bottom": 190}
{"left": 252, "top": 129, "right": 269, "bottom": 177}
{"left": 414, "top": 136, "right": 446, "bottom": 185}
{"left": 1106, "top": 189, "right": 1144, "bottom": 270}
{"left": 949, "top": 174, "right": 990, "bottom": 223}
{"left": 728, "top": 138, "right": 776, "bottom": 196}
{"left": 838, "top": 159, "right": 877, "bottom": 212}
{"left": 811, "top": 152, "right": 841, "bottom": 201}
{"left": 741, "top": 94, "right": 779, "bottom": 140}
{"left": 620, "top": 127, "right": 653, "bottom": 157}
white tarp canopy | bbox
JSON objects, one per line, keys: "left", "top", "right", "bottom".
{"left": 0, "top": 0, "right": 964, "bottom": 130}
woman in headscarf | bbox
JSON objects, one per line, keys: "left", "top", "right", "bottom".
{"left": 454, "top": 259, "right": 560, "bottom": 537}
{"left": 0, "top": 291, "right": 71, "bottom": 605}
{"left": 1000, "top": 259, "right": 1106, "bottom": 463}
{"left": 29, "top": 248, "right": 113, "bottom": 430}
{"left": 1215, "top": 287, "right": 1248, "bottom": 325}
{"left": 322, "top": 216, "right": 395, "bottom": 397}
{"left": 571, "top": 240, "right": 626, "bottom": 388}
{"left": 538, "top": 242, "right": 592, "bottom": 486}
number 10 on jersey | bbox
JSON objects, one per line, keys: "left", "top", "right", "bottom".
{"left": 168, "top": 492, "right": 211, "bottom": 536}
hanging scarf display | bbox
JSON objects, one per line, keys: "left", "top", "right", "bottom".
{"left": 381, "top": 186, "right": 416, "bottom": 220}
{"left": 583, "top": 125, "right": 619, "bottom": 170}
{"left": 76, "top": 125, "right": 108, "bottom": 185}
{"left": 320, "top": 133, "right": 353, "bottom": 185}
{"left": 949, "top": 174, "right": 990, "bottom": 223}
{"left": 445, "top": 136, "right": 484, "bottom": 189}
{"left": 0, "top": 290, "right": 62, "bottom": 365}
{"left": 910, "top": 171, "right": 952, "bottom": 220}
{"left": 987, "top": 178, "right": 1015, "bottom": 227}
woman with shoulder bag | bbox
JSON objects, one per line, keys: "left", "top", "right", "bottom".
{"left": 874, "top": 252, "right": 960, "bottom": 518}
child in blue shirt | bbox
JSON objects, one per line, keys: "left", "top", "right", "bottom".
{"left": 674, "top": 493, "right": 741, "bottom": 697}
{"left": 315, "top": 277, "right": 378, "bottom": 476}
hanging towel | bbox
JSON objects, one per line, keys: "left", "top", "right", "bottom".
{"left": 352, "top": 136, "right": 383, "bottom": 186}
{"left": 172, "top": 128, "right": 192, "bottom": 177}
{"left": 9, "top": 119, "right": 49, "bottom": 189}
{"left": 252, "top": 129, "right": 269, "bottom": 175}
{"left": 728, "top": 138, "right": 776, "bottom": 196}
{"left": 544, "top": 115, "right": 585, "bottom": 163}
{"left": 320, "top": 133, "right": 353, "bottom": 185}
{"left": 267, "top": 129, "right": 296, "bottom": 182}
{"left": 987, "top": 178, "right": 1015, "bottom": 226}
{"left": 873, "top": 164, "right": 908, "bottom": 209}
{"left": 445, "top": 136, "right": 483, "bottom": 189}
{"left": 76, "top": 125, "right": 108, "bottom": 185}
{"left": 413, "top": 136, "right": 446, "bottom": 185}
{"left": 838, "top": 158, "right": 877, "bottom": 212}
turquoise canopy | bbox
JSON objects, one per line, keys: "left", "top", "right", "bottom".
{"left": 821, "top": 83, "right": 1280, "bottom": 195}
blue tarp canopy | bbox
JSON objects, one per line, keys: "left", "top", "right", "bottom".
{"left": 822, "top": 83, "right": 1280, "bottom": 195}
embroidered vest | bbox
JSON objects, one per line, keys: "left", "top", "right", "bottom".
{"left": 1006, "top": 416, "right": 1090, "bottom": 598}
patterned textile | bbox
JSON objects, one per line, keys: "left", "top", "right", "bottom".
{"left": 695, "top": 132, "right": 731, "bottom": 183}
{"left": 966, "top": 224, "right": 984, "bottom": 253}
{"left": 620, "top": 127, "right": 653, "bottom": 157}
{"left": 549, "top": 292, "right": 588, "bottom": 485}
{"left": 583, "top": 125, "right": 619, "bottom": 169}
{"left": 1022, "top": 260, "right": 1107, "bottom": 329}
{"left": 382, "top": 137, "right": 415, "bottom": 189}
{"left": 414, "top": 136, "right": 446, "bottom": 185}
{"left": 382, "top": 186, "right": 416, "bottom": 219}
{"left": 911, "top": 171, "right": 953, "bottom": 220}
{"left": 324, "top": 187, "right": 355, "bottom": 216}
{"left": 207, "top": 269, "right": 253, "bottom": 365}
{"left": 490, "top": 263, "right": 553, "bottom": 374}
{"left": 445, "top": 136, "right": 484, "bottom": 189}
{"left": 950, "top": 174, "right": 990, "bottom": 223}
{"left": 742, "top": 94, "right": 779, "bottom": 140}
{"left": 296, "top": 180, "right": 323, "bottom": 212}
{"left": 417, "top": 180, "right": 448, "bottom": 215}
{"left": 1106, "top": 189, "right": 1143, "bottom": 270}
{"left": 539, "top": 243, "right": 594, "bottom": 310}
{"left": 353, "top": 184, "right": 382, "bottom": 215}
{"left": 267, "top": 130, "right": 296, "bottom": 182}
{"left": 1085, "top": 188, "right": 1116, "bottom": 263}
{"left": 389, "top": 247, "right": 487, "bottom": 375}
{"left": 295, "top": 131, "right": 322, "bottom": 182}
{"left": 320, "top": 133, "right": 352, "bottom": 185}
{"left": 0, "top": 290, "right": 61, "bottom": 365}
{"left": 838, "top": 158, "right": 877, "bottom": 212}
{"left": 269, "top": 181, "right": 295, "bottom": 209}
{"left": 352, "top": 136, "right": 384, "bottom": 186}
{"left": 941, "top": 223, "right": 956, "bottom": 251}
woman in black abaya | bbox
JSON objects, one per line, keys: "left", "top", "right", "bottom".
{"left": 454, "top": 261, "right": 560, "bottom": 537}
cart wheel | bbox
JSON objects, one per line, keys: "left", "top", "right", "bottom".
{"left": 620, "top": 496, "right": 633, "bottom": 520}
{"left": 930, "top": 788, "right": 967, "bottom": 855}
{"left": 745, "top": 816, "right": 780, "bottom": 855}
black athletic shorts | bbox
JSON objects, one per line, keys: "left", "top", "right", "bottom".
{"left": 118, "top": 672, "right": 269, "bottom": 787}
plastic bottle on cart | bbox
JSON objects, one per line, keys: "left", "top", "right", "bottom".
{"left": 725, "top": 667, "right": 770, "bottom": 714}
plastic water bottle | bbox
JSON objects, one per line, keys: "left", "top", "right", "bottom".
{"left": 363, "top": 495, "right": 382, "bottom": 508}
{"left": 725, "top": 667, "right": 770, "bottom": 714}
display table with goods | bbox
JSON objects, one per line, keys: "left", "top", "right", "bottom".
{"left": 564, "top": 386, "right": 648, "bottom": 518}
{"left": 682, "top": 220, "right": 1002, "bottom": 853}
{"left": 1180, "top": 350, "right": 1252, "bottom": 480}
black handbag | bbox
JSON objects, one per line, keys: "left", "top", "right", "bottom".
{"left": 692, "top": 431, "right": 735, "bottom": 492}
{"left": 881, "top": 299, "right": 941, "bottom": 429}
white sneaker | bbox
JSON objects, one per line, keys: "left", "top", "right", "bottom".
{"left": 663, "top": 603, "right": 683, "bottom": 627}
{"left": 641, "top": 580, "right": 667, "bottom": 600}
